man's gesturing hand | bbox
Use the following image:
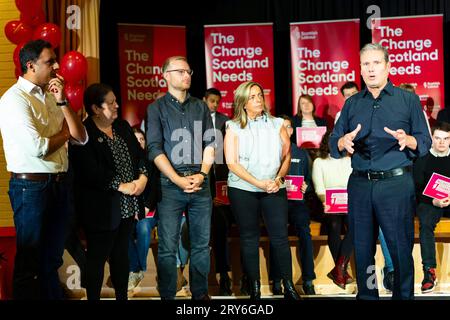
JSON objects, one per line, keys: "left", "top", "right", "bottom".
{"left": 384, "top": 127, "right": 417, "bottom": 151}
{"left": 338, "top": 124, "right": 361, "bottom": 154}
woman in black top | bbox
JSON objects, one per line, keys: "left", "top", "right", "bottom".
{"left": 70, "top": 83, "right": 148, "bottom": 300}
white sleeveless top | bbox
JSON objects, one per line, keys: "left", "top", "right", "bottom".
{"left": 226, "top": 116, "right": 284, "bottom": 192}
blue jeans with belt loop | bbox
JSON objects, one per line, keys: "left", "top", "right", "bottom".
{"left": 156, "top": 175, "right": 212, "bottom": 299}
{"left": 8, "top": 175, "right": 70, "bottom": 300}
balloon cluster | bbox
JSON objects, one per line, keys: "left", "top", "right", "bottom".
{"left": 61, "top": 51, "right": 87, "bottom": 112}
{"left": 4, "top": 0, "right": 87, "bottom": 112}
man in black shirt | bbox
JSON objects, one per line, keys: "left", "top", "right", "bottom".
{"left": 147, "top": 56, "right": 215, "bottom": 300}
{"left": 413, "top": 122, "right": 450, "bottom": 294}
{"left": 330, "top": 43, "right": 431, "bottom": 300}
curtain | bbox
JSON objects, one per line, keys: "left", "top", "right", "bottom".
{"left": 45, "top": 0, "right": 100, "bottom": 85}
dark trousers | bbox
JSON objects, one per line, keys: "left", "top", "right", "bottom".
{"left": 85, "top": 217, "right": 133, "bottom": 300}
{"left": 8, "top": 177, "right": 70, "bottom": 300}
{"left": 348, "top": 173, "right": 415, "bottom": 300}
{"left": 211, "top": 205, "right": 235, "bottom": 274}
{"left": 323, "top": 214, "right": 353, "bottom": 262}
{"left": 270, "top": 201, "right": 316, "bottom": 282}
{"left": 288, "top": 201, "right": 316, "bottom": 281}
{"left": 228, "top": 187, "right": 292, "bottom": 282}
{"left": 417, "top": 202, "right": 443, "bottom": 269}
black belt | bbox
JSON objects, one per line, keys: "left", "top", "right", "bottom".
{"left": 176, "top": 170, "right": 198, "bottom": 177}
{"left": 11, "top": 172, "right": 67, "bottom": 182}
{"left": 352, "top": 166, "right": 411, "bottom": 181}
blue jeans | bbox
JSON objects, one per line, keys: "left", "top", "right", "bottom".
{"left": 129, "top": 217, "right": 158, "bottom": 272}
{"left": 157, "top": 176, "right": 212, "bottom": 299}
{"left": 8, "top": 177, "right": 70, "bottom": 300}
{"left": 379, "top": 228, "right": 394, "bottom": 272}
{"left": 176, "top": 215, "right": 189, "bottom": 267}
{"left": 128, "top": 215, "right": 189, "bottom": 272}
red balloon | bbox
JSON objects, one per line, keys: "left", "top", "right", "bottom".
{"left": 13, "top": 42, "right": 26, "bottom": 69}
{"left": 60, "top": 51, "right": 88, "bottom": 84}
{"left": 20, "top": 9, "right": 45, "bottom": 28}
{"left": 4, "top": 20, "right": 33, "bottom": 44}
{"left": 33, "top": 23, "right": 61, "bottom": 48}
{"left": 15, "top": 0, "right": 42, "bottom": 14}
{"left": 65, "top": 83, "right": 84, "bottom": 112}
{"left": 15, "top": 65, "right": 22, "bottom": 79}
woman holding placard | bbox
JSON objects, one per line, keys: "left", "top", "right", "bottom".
{"left": 312, "top": 131, "right": 353, "bottom": 290}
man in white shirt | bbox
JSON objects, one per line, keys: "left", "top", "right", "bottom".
{"left": 0, "top": 39, "right": 87, "bottom": 299}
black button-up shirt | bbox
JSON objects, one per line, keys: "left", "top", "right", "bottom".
{"left": 146, "top": 92, "right": 215, "bottom": 172}
{"left": 329, "top": 81, "right": 431, "bottom": 171}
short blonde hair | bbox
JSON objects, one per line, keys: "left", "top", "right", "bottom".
{"left": 162, "top": 56, "right": 188, "bottom": 73}
{"left": 232, "top": 81, "right": 270, "bottom": 129}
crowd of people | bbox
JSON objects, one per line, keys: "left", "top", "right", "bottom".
{"left": 0, "top": 39, "right": 449, "bottom": 301}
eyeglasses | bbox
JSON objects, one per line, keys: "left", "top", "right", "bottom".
{"left": 165, "top": 69, "right": 193, "bottom": 76}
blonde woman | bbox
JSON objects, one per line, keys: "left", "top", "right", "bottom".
{"left": 224, "top": 81, "right": 300, "bottom": 300}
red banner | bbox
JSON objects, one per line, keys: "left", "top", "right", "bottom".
{"left": 204, "top": 23, "right": 275, "bottom": 118}
{"left": 117, "top": 24, "right": 186, "bottom": 127}
{"left": 372, "top": 15, "right": 444, "bottom": 123}
{"left": 290, "top": 19, "right": 360, "bottom": 122}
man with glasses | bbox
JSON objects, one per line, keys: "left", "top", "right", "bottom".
{"left": 147, "top": 56, "right": 215, "bottom": 300}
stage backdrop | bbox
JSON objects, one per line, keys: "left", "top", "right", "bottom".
{"left": 117, "top": 24, "right": 186, "bottom": 127}
{"left": 204, "top": 23, "right": 275, "bottom": 118}
{"left": 290, "top": 19, "right": 360, "bottom": 123}
{"left": 372, "top": 14, "right": 444, "bottom": 123}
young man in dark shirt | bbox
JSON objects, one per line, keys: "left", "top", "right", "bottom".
{"left": 413, "top": 122, "right": 450, "bottom": 293}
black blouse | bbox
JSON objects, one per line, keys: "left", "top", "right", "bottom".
{"left": 103, "top": 129, "right": 148, "bottom": 219}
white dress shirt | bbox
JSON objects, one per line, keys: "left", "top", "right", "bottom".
{"left": 0, "top": 77, "right": 84, "bottom": 173}
{"left": 211, "top": 112, "right": 216, "bottom": 130}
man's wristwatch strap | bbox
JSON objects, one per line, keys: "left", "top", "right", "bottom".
{"left": 56, "top": 100, "right": 68, "bottom": 107}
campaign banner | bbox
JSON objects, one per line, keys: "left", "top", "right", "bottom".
{"left": 325, "top": 188, "right": 348, "bottom": 214}
{"left": 296, "top": 126, "right": 327, "bottom": 148}
{"left": 215, "top": 181, "right": 230, "bottom": 205}
{"left": 290, "top": 19, "right": 360, "bottom": 121}
{"left": 204, "top": 23, "right": 275, "bottom": 118}
{"left": 117, "top": 24, "right": 186, "bottom": 127}
{"left": 423, "top": 172, "right": 450, "bottom": 200}
{"left": 371, "top": 15, "right": 444, "bottom": 123}
{"left": 285, "top": 175, "right": 304, "bottom": 200}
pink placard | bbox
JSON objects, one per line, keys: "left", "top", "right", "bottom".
{"left": 325, "top": 188, "right": 348, "bottom": 214}
{"left": 296, "top": 126, "right": 327, "bottom": 148}
{"left": 285, "top": 175, "right": 304, "bottom": 200}
{"left": 145, "top": 209, "right": 156, "bottom": 218}
{"left": 422, "top": 172, "right": 450, "bottom": 200}
{"left": 215, "top": 181, "right": 230, "bottom": 205}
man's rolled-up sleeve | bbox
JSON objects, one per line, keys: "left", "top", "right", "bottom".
{"left": 146, "top": 103, "right": 165, "bottom": 161}
{"left": 329, "top": 101, "right": 350, "bottom": 159}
